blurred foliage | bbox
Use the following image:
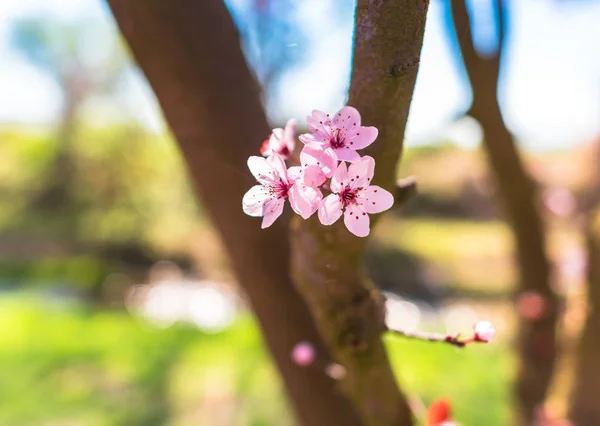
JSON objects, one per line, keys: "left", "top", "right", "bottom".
{"left": 0, "top": 126, "right": 199, "bottom": 247}
{"left": 0, "top": 295, "right": 512, "bottom": 426}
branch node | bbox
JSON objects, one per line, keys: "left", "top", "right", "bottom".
{"left": 394, "top": 176, "right": 418, "bottom": 207}
{"left": 389, "top": 57, "right": 420, "bottom": 77}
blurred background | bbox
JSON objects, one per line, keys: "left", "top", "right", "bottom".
{"left": 1, "top": 0, "right": 600, "bottom": 425}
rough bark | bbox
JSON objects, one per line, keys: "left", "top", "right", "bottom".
{"left": 290, "top": 1, "right": 429, "bottom": 425}
{"left": 569, "top": 213, "right": 600, "bottom": 426}
{"left": 106, "top": 1, "right": 363, "bottom": 425}
{"left": 450, "top": 2, "right": 558, "bottom": 424}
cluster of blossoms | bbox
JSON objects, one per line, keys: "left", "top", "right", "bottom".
{"left": 242, "top": 106, "right": 394, "bottom": 237}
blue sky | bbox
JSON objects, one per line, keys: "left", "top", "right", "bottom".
{"left": 1, "top": 0, "right": 600, "bottom": 151}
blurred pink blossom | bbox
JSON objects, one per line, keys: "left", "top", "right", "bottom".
{"left": 291, "top": 341, "right": 315, "bottom": 366}
{"left": 517, "top": 292, "right": 547, "bottom": 320}
{"left": 261, "top": 119, "right": 296, "bottom": 160}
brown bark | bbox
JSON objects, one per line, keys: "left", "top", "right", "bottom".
{"left": 450, "top": 2, "right": 558, "bottom": 424}
{"left": 569, "top": 214, "right": 600, "bottom": 426}
{"left": 106, "top": 1, "right": 363, "bottom": 425}
{"left": 290, "top": 1, "right": 429, "bottom": 425}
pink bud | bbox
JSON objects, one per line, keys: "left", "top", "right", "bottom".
{"left": 291, "top": 341, "right": 315, "bottom": 366}
{"left": 473, "top": 321, "right": 495, "bottom": 343}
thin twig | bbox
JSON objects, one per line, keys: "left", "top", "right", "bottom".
{"left": 386, "top": 326, "right": 474, "bottom": 348}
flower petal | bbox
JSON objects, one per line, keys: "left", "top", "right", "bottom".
{"left": 242, "top": 185, "right": 270, "bottom": 217}
{"left": 283, "top": 119, "right": 296, "bottom": 144}
{"left": 266, "top": 153, "right": 288, "bottom": 183}
{"left": 261, "top": 198, "right": 285, "bottom": 228}
{"left": 331, "top": 161, "right": 348, "bottom": 193}
{"left": 302, "top": 165, "right": 327, "bottom": 187}
{"left": 343, "top": 205, "right": 370, "bottom": 237}
{"left": 306, "top": 110, "right": 331, "bottom": 139}
{"left": 318, "top": 194, "right": 343, "bottom": 225}
{"left": 333, "top": 106, "right": 361, "bottom": 128}
{"left": 346, "top": 126, "right": 378, "bottom": 149}
{"left": 289, "top": 184, "right": 322, "bottom": 219}
{"left": 334, "top": 148, "right": 361, "bottom": 163}
{"left": 348, "top": 155, "right": 375, "bottom": 188}
{"left": 319, "top": 148, "right": 337, "bottom": 178}
{"left": 300, "top": 143, "right": 337, "bottom": 179}
{"left": 361, "top": 185, "right": 394, "bottom": 214}
{"left": 287, "top": 166, "right": 302, "bottom": 182}
{"left": 298, "top": 133, "right": 320, "bottom": 145}
{"left": 248, "top": 156, "right": 277, "bottom": 185}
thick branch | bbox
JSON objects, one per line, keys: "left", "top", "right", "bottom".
{"left": 569, "top": 211, "right": 600, "bottom": 426}
{"left": 450, "top": 0, "right": 500, "bottom": 110}
{"left": 106, "top": 2, "right": 363, "bottom": 425}
{"left": 450, "top": 2, "right": 558, "bottom": 424}
{"left": 290, "top": 1, "right": 429, "bottom": 425}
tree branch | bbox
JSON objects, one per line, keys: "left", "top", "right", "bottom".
{"left": 394, "top": 176, "right": 418, "bottom": 209}
{"left": 106, "top": 1, "right": 363, "bottom": 425}
{"left": 569, "top": 210, "right": 600, "bottom": 426}
{"left": 449, "top": 2, "right": 558, "bottom": 424}
{"left": 290, "top": 1, "right": 430, "bottom": 425}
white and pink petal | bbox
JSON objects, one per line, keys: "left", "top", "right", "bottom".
{"left": 333, "top": 147, "right": 361, "bottom": 163}
{"left": 346, "top": 126, "right": 378, "bottom": 150}
{"left": 333, "top": 106, "right": 361, "bottom": 129}
{"left": 330, "top": 162, "right": 349, "bottom": 193}
{"left": 318, "top": 194, "right": 343, "bottom": 226}
{"left": 343, "top": 205, "right": 370, "bottom": 237}
{"left": 248, "top": 156, "right": 277, "bottom": 185}
{"left": 266, "top": 153, "right": 289, "bottom": 183}
{"left": 261, "top": 198, "right": 285, "bottom": 229}
{"left": 348, "top": 155, "right": 375, "bottom": 188}
{"left": 242, "top": 185, "right": 270, "bottom": 217}
{"left": 289, "top": 184, "right": 322, "bottom": 219}
{"left": 361, "top": 185, "right": 394, "bottom": 214}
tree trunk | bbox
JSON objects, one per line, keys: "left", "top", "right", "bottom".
{"left": 449, "top": 2, "right": 558, "bottom": 424}
{"left": 107, "top": 1, "right": 363, "bottom": 425}
{"left": 569, "top": 213, "right": 600, "bottom": 426}
{"left": 290, "top": 1, "right": 429, "bottom": 425}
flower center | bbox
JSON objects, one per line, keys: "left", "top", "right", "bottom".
{"left": 270, "top": 179, "right": 291, "bottom": 199}
{"left": 278, "top": 145, "right": 290, "bottom": 158}
{"left": 329, "top": 128, "right": 346, "bottom": 149}
{"left": 340, "top": 186, "right": 358, "bottom": 206}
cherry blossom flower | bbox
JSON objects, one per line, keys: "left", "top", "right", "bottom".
{"left": 318, "top": 156, "right": 394, "bottom": 237}
{"left": 260, "top": 119, "right": 296, "bottom": 159}
{"left": 473, "top": 320, "right": 495, "bottom": 343}
{"left": 299, "top": 106, "right": 378, "bottom": 163}
{"left": 242, "top": 154, "right": 321, "bottom": 227}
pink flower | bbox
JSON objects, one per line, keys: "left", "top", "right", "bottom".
{"left": 291, "top": 341, "right": 315, "bottom": 366}
{"left": 318, "top": 156, "right": 394, "bottom": 237}
{"left": 260, "top": 119, "right": 296, "bottom": 159}
{"left": 299, "top": 106, "right": 378, "bottom": 163}
{"left": 242, "top": 154, "right": 321, "bottom": 227}
{"left": 473, "top": 321, "right": 495, "bottom": 343}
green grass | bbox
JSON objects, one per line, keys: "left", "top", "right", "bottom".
{"left": 0, "top": 295, "right": 513, "bottom": 426}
